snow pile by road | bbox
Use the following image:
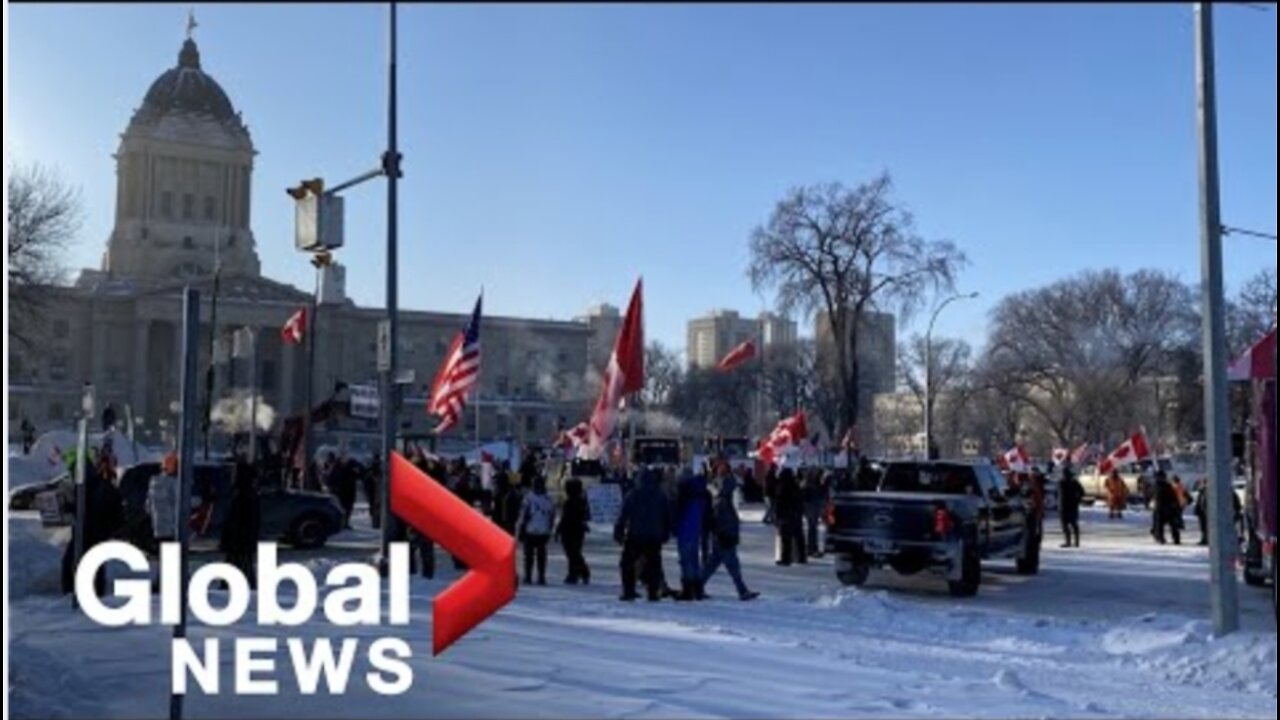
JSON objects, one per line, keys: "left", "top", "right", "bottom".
{"left": 9, "top": 514, "right": 68, "bottom": 598}
{"left": 1102, "top": 614, "right": 1277, "bottom": 696}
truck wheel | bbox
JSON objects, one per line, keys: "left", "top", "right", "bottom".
{"left": 290, "top": 513, "right": 331, "bottom": 550}
{"left": 836, "top": 555, "right": 870, "bottom": 587}
{"left": 948, "top": 545, "right": 982, "bottom": 598}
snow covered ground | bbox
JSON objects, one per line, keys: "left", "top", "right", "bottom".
{"left": 7, "top": 505, "right": 1276, "bottom": 719}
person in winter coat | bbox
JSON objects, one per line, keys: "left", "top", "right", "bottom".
{"left": 220, "top": 460, "right": 262, "bottom": 588}
{"left": 614, "top": 469, "right": 673, "bottom": 602}
{"left": 406, "top": 449, "right": 437, "bottom": 579}
{"left": 1058, "top": 463, "right": 1084, "bottom": 548}
{"left": 147, "top": 454, "right": 180, "bottom": 545}
{"left": 557, "top": 478, "right": 592, "bottom": 585}
{"left": 1152, "top": 472, "right": 1184, "bottom": 545}
{"left": 517, "top": 476, "right": 557, "bottom": 586}
{"left": 674, "top": 473, "right": 714, "bottom": 601}
{"left": 802, "top": 469, "right": 829, "bottom": 558}
{"left": 1172, "top": 476, "right": 1190, "bottom": 511}
{"left": 61, "top": 457, "right": 125, "bottom": 596}
{"left": 335, "top": 457, "right": 358, "bottom": 530}
{"left": 762, "top": 465, "right": 779, "bottom": 526}
{"left": 1105, "top": 469, "right": 1128, "bottom": 520}
{"left": 1194, "top": 479, "right": 1210, "bottom": 545}
{"left": 702, "top": 468, "right": 760, "bottom": 602}
{"left": 774, "top": 469, "right": 807, "bottom": 566}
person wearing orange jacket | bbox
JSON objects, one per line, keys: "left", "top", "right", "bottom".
{"left": 1105, "top": 469, "right": 1128, "bottom": 520}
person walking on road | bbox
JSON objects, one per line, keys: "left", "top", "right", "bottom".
{"left": 702, "top": 467, "right": 759, "bottom": 602}
{"left": 557, "top": 478, "right": 592, "bottom": 585}
{"left": 802, "top": 469, "right": 829, "bottom": 559}
{"left": 518, "top": 476, "right": 556, "bottom": 586}
{"left": 615, "top": 469, "right": 673, "bottom": 602}
{"left": 674, "top": 472, "right": 714, "bottom": 601}
{"left": 1105, "top": 469, "right": 1128, "bottom": 520}
{"left": 221, "top": 459, "right": 261, "bottom": 589}
{"left": 1152, "top": 472, "right": 1184, "bottom": 546}
{"left": 774, "top": 469, "right": 808, "bottom": 566}
{"left": 1058, "top": 463, "right": 1084, "bottom": 548}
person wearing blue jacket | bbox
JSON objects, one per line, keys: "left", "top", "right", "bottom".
{"left": 674, "top": 473, "right": 714, "bottom": 601}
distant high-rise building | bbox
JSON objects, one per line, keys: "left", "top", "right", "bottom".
{"left": 685, "top": 310, "right": 798, "bottom": 370}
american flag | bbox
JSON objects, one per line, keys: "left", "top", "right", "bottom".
{"left": 428, "top": 294, "right": 483, "bottom": 434}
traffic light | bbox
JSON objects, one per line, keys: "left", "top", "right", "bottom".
{"left": 288, "top": 178, "right": 345, "bottom": 252}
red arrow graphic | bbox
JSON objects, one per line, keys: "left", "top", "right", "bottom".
{"left": 390, "top": 452, "right": 517, "bottom": 656}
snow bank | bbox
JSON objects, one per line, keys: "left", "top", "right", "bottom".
{"left": 8, "top": 514, "right": 68, "bottom": 599}
{"left": 9, "top": 430, "right": 159, "bottom": 490}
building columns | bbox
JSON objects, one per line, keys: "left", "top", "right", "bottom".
{"left": 132, "top": 320, "right": 150, "bottom": 423}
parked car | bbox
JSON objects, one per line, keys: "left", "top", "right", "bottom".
{"left": 1078, "top": 458, "right": 1170, "bottom": 506}
{"left": 825, "top": 460, "right": 1042, "bottom": 598}
{"left": 30, "top": 461, "right": 344, "bottom": 550}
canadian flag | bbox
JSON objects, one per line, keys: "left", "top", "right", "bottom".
{"left": 1052, "top": 447, "right": 1070, "bottom": 465}
{"left": 281, "top": 308, "right": 307, "bottom": 345}
{"left": 758, "top": 411, "right": 808, "bottom": 466}
{"left": 1099, "top": 431, "right": 1152, "bottom": 475}
{"left": 1002, "top": 444, "right": 1031, "bottom": 473}
{"left": 584, "top": 279, "right": 644, "bottom": 460}
{"left": 1070, "top": 442, "right": 1095, "bottom": 466}
{"left": 1228, "top": 327, "right": 1277, "bottom": 382}
{"left": 716, "top": 339, "right": 757, "bottom": 372}
{"left": 556, "top": 422, "right": 591, "bottom": 450}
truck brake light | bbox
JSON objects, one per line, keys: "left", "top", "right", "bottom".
{"left": 824, "top": 501, "right": 836, "bottom": 527}
{"left": 934, "top": 507, "right": 954, "bottom": 538}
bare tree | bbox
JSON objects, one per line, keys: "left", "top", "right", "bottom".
{"left": 747, "top": 174, "right": 965, "bottom": 437}
{"left": 1227, "top": 267, "right": 1277, "bottom": 354}
{"left": 984, "top": 269, "right": 1197, "bottom": 447}
{"left": 641, "top": 341, "right": 683, "bottom": 410}
{"left": 668, "top": 367, "right": 757, "bottom": 438}
{"left": 900, "top": 334, "right": 973, "bottom": 434}
{"left": 8, "top": 162, "right": 82, "bottom": 349}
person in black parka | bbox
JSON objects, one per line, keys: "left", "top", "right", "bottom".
{"left": 774, "top": 469, "right": 807, "bottom": 566}
{"left": 557, "top": 478, "right": 592, "bottom": 585}
{"left": 614, "top": 469, "right": 673, "bottom": 602}
{"left": 1058, "top": 463, "right": 1084, "bottom": 548}
{"left": 221, "top": 459, "right": 262, "bottom": 588}
{"left": 61, "top": 457, "right": 124, "bottom": 596}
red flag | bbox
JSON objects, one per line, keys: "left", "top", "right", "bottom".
{"left": 1229, "top": 327, "right": 1277, "bottom": 382}
{"left": 281, "top": 308, "right": 307, "bottom": 345}
{"left": 758, "top": 411, "right": 808, "bottom": 466}
{"left": 585, "top": 279, "right": 644, "bottom": 458}
{"left": 1002, "top": 444, "right": 1031, "bottom": 473}
{"left": 1099, "top": 430, "right": 1152, "bottom": 475}
{"left": 1052, "top": 447, "right": 1070, "bottom": 465}
{"left": 716, "top": 340, "right": 757, "bottom": 372}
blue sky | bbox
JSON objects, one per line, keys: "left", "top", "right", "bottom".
{"left": 7, "top": 2, "right": 1277, "bottom": 351}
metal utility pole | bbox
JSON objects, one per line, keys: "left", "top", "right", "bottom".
{"left": 170, "top": 287, "right": 200, "bottom": 720}
{"left": 202, "top": 230, "right": 222, "bottom": 460}
{"left": 380, "top": 0, "right": 403, "bottom": 572}
{"left": 1194, "top": 1, "right": 1239, "bottom": 637}
{"left": 302, "top": 253, "right": 329, "bottom": 488}
{"left": 924, "top": 292, "right": 978, "bottom": 461}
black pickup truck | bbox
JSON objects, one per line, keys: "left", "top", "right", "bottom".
{"left": 824, "top": 461, "right": 1042, "bottom": 597}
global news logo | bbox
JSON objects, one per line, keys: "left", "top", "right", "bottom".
{"left": 73, "top": 455, "right": 517, "bottom": 697}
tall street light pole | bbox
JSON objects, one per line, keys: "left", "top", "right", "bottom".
{"left": 379, "top": 0, "right": 403, "bottom": 573}
{"left": 1194, "top": 0, "right": 1239, "bottom": 637}
{"left": 924, "top": 291, "right": 978, "bottom": 460}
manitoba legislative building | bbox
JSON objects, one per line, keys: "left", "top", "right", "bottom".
{"left": 8, "top": 33, "right": 619, "bottom": 452}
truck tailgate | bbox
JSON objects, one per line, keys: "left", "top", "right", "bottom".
{"left": 832, "top": 492, "right": 950, "bottom": 543}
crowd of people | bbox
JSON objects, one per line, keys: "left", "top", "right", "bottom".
{"left": 1051, "top": 462, "right": 1246, "bottom": 550}
{"left": 398, "top": 447, "right": 763, "bottom": 602}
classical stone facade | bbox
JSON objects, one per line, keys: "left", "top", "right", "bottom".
{"left": 8, "top": 33, "right": 600, "bottom": 451}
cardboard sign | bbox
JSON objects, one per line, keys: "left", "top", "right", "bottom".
{"left": 586, "top": 483, "right": 623, "bottom": 526}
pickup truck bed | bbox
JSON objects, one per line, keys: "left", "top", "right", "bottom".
{"left": 825, "top": 461, "right": 1042, "bottom": 597}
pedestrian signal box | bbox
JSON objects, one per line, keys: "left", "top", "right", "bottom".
{"left": 288, "top": 178, "right": 345, "bottom": 252}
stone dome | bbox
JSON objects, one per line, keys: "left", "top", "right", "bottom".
{"left": 131, "top": 39, "right": 243, "bottom": 129}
